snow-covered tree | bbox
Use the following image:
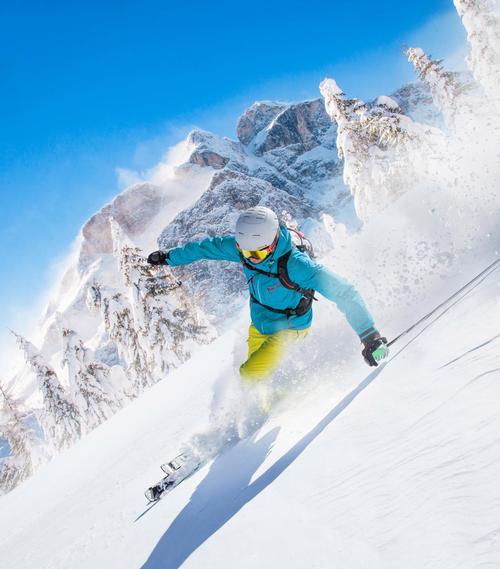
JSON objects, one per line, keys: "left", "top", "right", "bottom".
{"left": 0, "top": 383, "right": 37, "bottom": 493}
{"left": 320, "top": 78, "right": 439, "bottom": 221}
{"left": 13, "top": 332, "right": 81, "bottom": 450}
{"left": 102, "top": 292, "right": 151, "bottom": 395}
{"left": 319, "top": 78, "right": 377, "bottom": 220}
{"left": 454, "top": 0, "right": 500, "bottom": 103}
{"left": 62, "top": 329, "right": 118, "bottom": 430}
{"left": 364, "top": 96, "right": 419, "bottom": 147}
{"left": 86, "top": 277, "right": 152, "bottom": 398}
{"left": 319, "top": 78, "right": 368, "bottom": 157}
{"left": 110, "top": 218, "right": 215, "bottom": 379}
{"left": 406, "top": 47, "right": 473, "bottom": 128}
{"left": 86, "top": 282, "right": 102, "bottom": 312}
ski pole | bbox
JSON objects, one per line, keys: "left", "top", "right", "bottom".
{"left": 387, "top": 257, "right": 500, "bottom": 348}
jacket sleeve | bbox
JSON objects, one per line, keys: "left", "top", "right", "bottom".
{"left": 165, "top": 235, "right": 241, "bottom": 266}
{"left": 288, "top": 253, "right": 378, "bottom": 341}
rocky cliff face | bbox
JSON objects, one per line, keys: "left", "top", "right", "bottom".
{"left": 80, "top": 182, "right": 164, "bottom": 260}
{"left": 158, "top": 168, "right": 314, "bottom": 322}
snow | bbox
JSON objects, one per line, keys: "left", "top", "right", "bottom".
{"left": 375, "top": 95, "right": 400, "bottom": 109}
{"left": 320, "top": 77, "right": 343, "bottom": 96}
{"left": 2, "top": 2, "right": 500, "bottom": 565}
{"left": 454, "top": 0, "right": 500, "bottom": 102}
{"left": 0, "top": 260, "right": 499, "bottom": 568}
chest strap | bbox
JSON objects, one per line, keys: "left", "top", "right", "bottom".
{"left": 240, "top": 249, "right": 317, "bottom": 317}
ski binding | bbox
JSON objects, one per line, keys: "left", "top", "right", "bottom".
{"left": 144, "top": 453, "right": 200, "bottom": 503}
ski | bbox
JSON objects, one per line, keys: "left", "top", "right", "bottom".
{"left": 144, "top": 453, "right": 203, "bottom": 502}
{"left": 160, "top": 453, "right": 191, "bottom": 475}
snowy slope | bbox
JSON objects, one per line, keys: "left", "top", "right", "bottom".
{"left": 0, "top": 259, "right": 499, "bottom": 569}
{"left": 2, "top": 1, "right": 500, "bottom": 565}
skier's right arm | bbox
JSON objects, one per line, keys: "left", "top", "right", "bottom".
{"left": 147, "top": 235, "right": 241, "bottom": 266}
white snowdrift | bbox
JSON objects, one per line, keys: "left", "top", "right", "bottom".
{"left": 0, "top": 255, "right": 499, "bottom": 568}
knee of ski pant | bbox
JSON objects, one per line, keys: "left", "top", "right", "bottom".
{"left": 239, "top": 345, "right": 282, "bottom": 381}
{"left": 239, "top": 362, "right": 270, "bottom": 382}
{"left": 240, "top": 328, "right": 310, "bottom": 380}
{"left": 239, "top": 334, "right": 287, "bottom": 381}
{"left": 246, "top": 324, "right": 269, "bottom": 359}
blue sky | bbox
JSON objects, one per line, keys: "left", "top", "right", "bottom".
{"left": 0, "top": 0, "right": 466, "bottom": 368}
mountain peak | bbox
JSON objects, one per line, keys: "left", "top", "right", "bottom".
{"left": 236, "top": 101, "right": 288, "bottom": 145}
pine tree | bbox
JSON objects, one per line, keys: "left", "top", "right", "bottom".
{"left": 320, "top": 78, "right": 435, "bottom": 221}
{"left": 12, "top": 332, "right": 81, "bottom": 451}
{"left": 406, "top": 47, "right": 473, "bottom": 128}
{"left": 0, "top": 382, "right": 37, "bottom": 493}
{"left": 86, "top": 282, "right": 103, "bottom": 312}
{"left": 319, "top": 78, "right": 368, "bottom": 160}
{"left": 62, "top": 329, "right": 118, "bottom": 430}
{"left": 86, "top": 272, "right": 152, "bottom": 398}
{"left": 110, "top": 218, "right": 215, "bottom": 380}
{"left": 86, "top": 219, "right": 215, "bottom": 400}
{"left": 364, "top": 96, "right": 417, "bottom": 147}
{"left": 453, "top": 0, "right": 500, "bottom": 103}
{"left": 102, "top": 292, "right": 151, "bottom": 395}
{"left": 320, "top": 78, "right": 376, "bottom": 220}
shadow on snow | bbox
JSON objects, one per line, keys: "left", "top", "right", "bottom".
{"left": 139, "top": 366, "right": 384, "bottom": 569}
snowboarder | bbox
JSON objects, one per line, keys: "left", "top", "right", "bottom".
{"left": 147, "top": 206, "right": 388, "bottom": 380}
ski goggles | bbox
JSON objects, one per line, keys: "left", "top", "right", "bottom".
{"left": 238, "top": 233, "right": 279, "bottom": 262}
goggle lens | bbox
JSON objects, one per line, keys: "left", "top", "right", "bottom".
{"left": 241, "top": 248, "right": 270, "bottom": 261}
{"left": 239, "top": 233, "right": 279, "bottom": 262}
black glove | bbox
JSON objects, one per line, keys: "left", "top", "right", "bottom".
{"left": 361, "top": 332, "right": 389, "bottom": 367}
{"left": 147, "top": 250, "right": 169, "bottom": 265}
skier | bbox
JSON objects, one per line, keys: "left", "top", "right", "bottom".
{"left": 147, "top": 206, "right": 388, "bottom": 379}
{"left": 144, "top": 206, "right": 389, "bottom": 500}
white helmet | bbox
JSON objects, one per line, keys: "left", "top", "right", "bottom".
{"left": 235, "top": 206, "right": 279, "bottom": 250}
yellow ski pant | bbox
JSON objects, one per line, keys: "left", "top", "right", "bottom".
{"left": 239, "top": 324, "right": 309, "bottom": 381}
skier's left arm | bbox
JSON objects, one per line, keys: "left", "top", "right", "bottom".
{"left": 288, "top": 254, "right": 388, "bottom": 365}
{"left": 147, "top": 235, "right": 241, "bottom": 266}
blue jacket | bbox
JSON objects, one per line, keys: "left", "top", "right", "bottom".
{"left": 165, "top": 225, "right": 377, "bottom": 340}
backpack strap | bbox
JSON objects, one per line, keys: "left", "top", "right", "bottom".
{"left": 240, "top": 248, "right": 317, "bottom": 317}
{"left": 248, "top": 292, "right": 314, "bottom": 318}
{"left": 277, "top": 250, "right": 316, "bottom": 300}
